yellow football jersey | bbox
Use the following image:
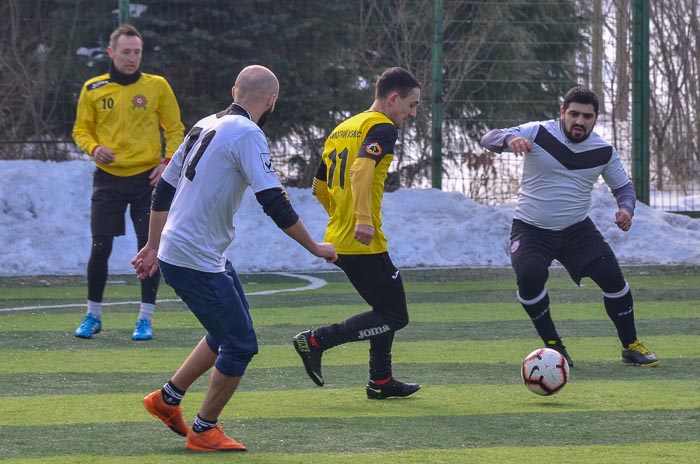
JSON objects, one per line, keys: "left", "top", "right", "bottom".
{"left": 319, "top": 111, "right": 397, "bottom": 254}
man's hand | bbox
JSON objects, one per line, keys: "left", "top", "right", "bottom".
{"left": 149, "top": 162, "right": 167, "bottom": 187}
{"left": 615, "top": 209, "right": 632, "bottom": 231}
{"left": 354, "top": 224, "right": 374, "bottom": 245}
{"left": 314, "top": 242, "right": 338, "bottom": 264}
{"left": 92, "top": 146, "right": 115, "bottom": 164}
{"left": 132, "top": 246, "right": 159, "bottom": 280}
{"left": 506, "top": 136, "right": 532, "bottom": 156}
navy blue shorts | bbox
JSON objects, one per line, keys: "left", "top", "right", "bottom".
{"left": 159, "top": 259, "right": 258, "bottom": 377}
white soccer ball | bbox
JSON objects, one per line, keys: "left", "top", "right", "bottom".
{"left": 521, "top": 347, "right": 570, "bottom": 396}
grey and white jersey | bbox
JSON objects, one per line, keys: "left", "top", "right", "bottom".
{"left": 158, "top": 105, "right": 282, "bottom": 272}
{"left": 482, "top": 119, "right": 631, "bottom": 231}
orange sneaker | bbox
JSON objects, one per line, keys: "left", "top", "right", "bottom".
{"left": 143, "top": 390, "right": 189, "bottom": 437}
{"left": 185, "top": 424, "right": 248, "bottom": 452}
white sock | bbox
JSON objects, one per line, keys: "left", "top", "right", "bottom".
{"left": 87, "top": 300, "right": 102, "bottom": 318}
{"left": 139, "top": 303, "right": 155, "bottom": 321}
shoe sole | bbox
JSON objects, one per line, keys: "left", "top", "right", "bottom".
{"left": 292, "top": 338, "right": 324, "bottom": 387}
{"left": 132, "top": 335, "right": 153, "bottom": 341}
{"left": 622, "top": 358, "right": 660, "bottom": 367}
{"left": 185, "top": 443, "right": 247, "bottom": 452}
{"left": 367, "top": 384, "right": 421, "bottom": 400}
{"left": 75, "top": 329, "right": 100, "bottom": 339}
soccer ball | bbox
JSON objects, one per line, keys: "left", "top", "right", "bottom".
{"left": 521, "top": 347, "right": 569, "bottom": 396}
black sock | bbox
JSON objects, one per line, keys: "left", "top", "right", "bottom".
{"left": 520, "top": 292, "right": 560, "bottom": 343}
{"left": 161, "top": 380, "right": 186, "bottom": 406}
{"left": 192, "top": 414, "right": 217, "bottom": 433}
{"left": 604, "top": 290, "right": 637, "bottom": 347}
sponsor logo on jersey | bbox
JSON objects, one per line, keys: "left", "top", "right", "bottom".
{"left": 260, "top": 152, "right": 274, "bottom": 173}
{"left": 357, "top": 324, "right": 390, "bottom": 339}
{"left": 510, "top": 239, "right": 520, "bottom": 254}
{"left": 87, "top": 79, "right": 110, "bottom": 91}
{"left": 328, "top": 129, "right": 363, "bottom": 140}
{"left": 365, "top": 142, "right": 382, "bottom": 156}
{"left": 132, "top": 95, "right": 147, "bottom": 110}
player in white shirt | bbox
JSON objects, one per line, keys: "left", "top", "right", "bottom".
{"left": 132, "top": 65, "right": 337, "bottom": 452}
{"left": 481, "top": 86, "right": 659, "bottom": 369}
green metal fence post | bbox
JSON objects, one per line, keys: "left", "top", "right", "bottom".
{"left": 119, "top": 0, "right": 130, "bottom": 24}
{"left": 631, "top": 0, "right": 649, "bottom": 204}
{"left": 431, "top": 0, "right": 443, "bottom": 190}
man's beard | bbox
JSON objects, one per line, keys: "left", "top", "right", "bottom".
{"left": 257, "top": 106, "right": 274, "bottom": 128}
{"left": 563, "top": 123, "right": 591, "bottom": 143}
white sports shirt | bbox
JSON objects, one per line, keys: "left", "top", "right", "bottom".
{"left": 158, "top": 104, "right": 282, "bottom": 272}
{"left": 488, "top": 119, "right": 631, "bottom": 231}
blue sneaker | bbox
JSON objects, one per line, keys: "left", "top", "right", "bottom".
{"left": 132, "top": 317, "right": 153, "bottom": 341}
{"left": 74, "top": 313, "right": 101, "bottom": 339}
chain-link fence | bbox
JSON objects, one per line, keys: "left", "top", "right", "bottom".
{"left": 1, "top": 0, "right": 698, "bottom": 214}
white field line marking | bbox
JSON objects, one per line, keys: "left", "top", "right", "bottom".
{"left": 0, "top": 272, "right": 327, "bottom": 312}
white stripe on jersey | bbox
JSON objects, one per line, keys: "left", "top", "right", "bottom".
{"left": 158, "top": 110, "right": 282, "bottom": 272}
{"left": 504, "top": 119, "right": 630, "bottom": 231}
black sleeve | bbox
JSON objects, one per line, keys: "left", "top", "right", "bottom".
{"left": 314, "top": 159, "right": 327, "bottom": 182}
{"left": 480, "top": 129, "right": 515, "bottom": 153}
{"left": 358, "top": 123, "right": 398, "bottom": 165}
{"left": 255, "top": 187, "right": 300, "bottom": 229}
{"left": 151, "top": 178, "right": 176, "bottom": 212}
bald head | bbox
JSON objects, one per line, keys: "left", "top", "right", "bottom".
{"left": 234, "top": 65, "right": 279, "bottom": 101}
{"left": 232, "top": 65, "right": 279, "bottom": 127}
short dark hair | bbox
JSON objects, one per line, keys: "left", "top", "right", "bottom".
{"left": 110, "top": 24, "right": 142, "bottom": 50}
{"left": 562, "top": 86, "right": 599, "bottom": 113}
{"left": 375, "top": 67, "right": 421, "bottom": 99}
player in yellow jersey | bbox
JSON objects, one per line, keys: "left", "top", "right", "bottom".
{"left": 72, "top": 24, "right": 184, "bottom": 341}
{"left": 293, "top": 67, "right": 421, "bottom": 399}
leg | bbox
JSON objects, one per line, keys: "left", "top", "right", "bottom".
{"left": 199, "top": 369, "right": 242, "bottom": 421}
{"left": 510, "top": 222, "right": 560, "bottom": 344}
{"left": 171, "top": 336, "right": 218, "bottom": 390}
{"left": 76, "top": 169, "right": 128, "bottom": 338}
{"left": 143, "top": 335, "right": 216, "bottom": 438}
{"left": 74, "top": 234, "right": 113, "bottom": 338}
{"left": 510, "top": 220, "right": 574, "bottom": 366}
{"left": 161, "top": 261, "right": 257, "bottom": 411}
{"left": 86, "top": 234, "right": 113, "bottom": 304}
{"left": 582, "top": 255, "right": 637, "bottom": 346}
{"left": 131, "top": 233, "right": 159, "bottom": 340}
{"left": 294, "top": 253, "right": 418, "bottom": 396}
{"left": 130, "top": 178, "right": 159, "bottom": 340}
{"left": 314, "top": 253, "right": 409, "bottom": 350}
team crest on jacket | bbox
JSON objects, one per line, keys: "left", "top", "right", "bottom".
{"left": 365, "top": 142, "right": 382, "bottom": 156}
{"left": 260, "top": 152, "right": 274, "bottom": 173}
{"left": 132, "top": 95, "right": 147, "bottom": 110}
{"left": 510, "top": 239, "right": 520, "bottom": 254}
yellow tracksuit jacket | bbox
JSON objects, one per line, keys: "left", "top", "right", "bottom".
{"left": 72, "top": 72, "right": 185, "bottom": 177}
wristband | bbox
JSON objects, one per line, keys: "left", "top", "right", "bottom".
{"left": 162, "top": 158, "right": 171, "bottom": 166}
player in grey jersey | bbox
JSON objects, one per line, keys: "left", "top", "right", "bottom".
{"left": 480, "top": 86, "right": 659, "bottom": 368}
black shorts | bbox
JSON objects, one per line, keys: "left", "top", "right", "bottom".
{"left": 90, "top": 168, "right": 154, "bottom": 237}
{"left": 334, "top": 252, "right": 408, "bottom": 327}
{"left": 510, "top": 217, "right": 615, "bottom": 284}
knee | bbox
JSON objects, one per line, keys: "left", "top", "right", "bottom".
{"left": 387, "top": 306, "right": 409, "bottom": 331}
{"left": 214, "top": 341, "right": 259, "bottom": 377}
{"left": 90, "top": 236, "right": 113, "bottom": 261}
{"left": 390, "top": 317, "right": 408, "bottom": 331}
{"left": 516, "top": 267, "right": 548, "bottom": 300}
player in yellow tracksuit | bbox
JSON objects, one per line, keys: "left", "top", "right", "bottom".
{"left": 292, "top": 67, "right": 422, "bottom": 399}
{"left": 72, "top": 24, "right": 184, "bottom": 341}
